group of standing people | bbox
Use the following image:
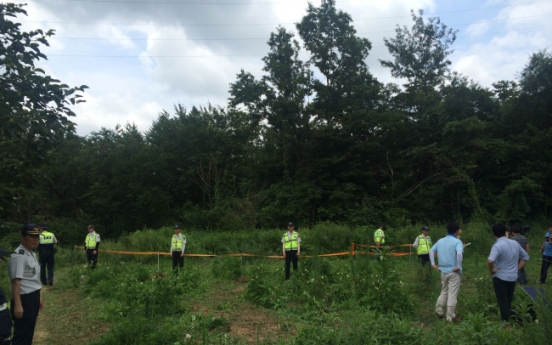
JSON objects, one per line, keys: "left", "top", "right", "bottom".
{"left": 428, "top": 222, "right": 534, "bottom": 325}
{"left": 2, "top": 223, "right": 101, "bottom": 345}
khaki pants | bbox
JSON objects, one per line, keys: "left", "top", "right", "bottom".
{"left": 436, "top": 272, "right": 461, "bottom": 321}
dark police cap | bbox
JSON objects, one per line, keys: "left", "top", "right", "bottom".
{"left": 174, "top": 225, "right": 181, "bottom": 229}
{"left": 288, "top": 222, "right": 295, "bottom": 227}
{"left": 21, "top": 224, "right": 41, "bottom": 236}
{"left": 422, "top": 226, "right": 429, "bottom": 231}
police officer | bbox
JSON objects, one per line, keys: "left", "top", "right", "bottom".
{"left": 8, "top": 224, "right": 44, "bottom": 345}
{"left": 413, "top": 226, "right": 432, "bottom": 266}
{"left": 0, "top": 248, "right": 13, "bottom": 345}
{"left": 84, "top": 225, "right": 100, "bottom": 269}
{"left": 282, "top": 222, "right": 301, "bottom": 280}
{"left": 170, "top": 225, "right": 186, "bottom": 270}
{"left": 374, "top": 224, "right": 385, "bottom": 247}
{"left": 38, "top": 224, "right": 57, "bottom": 286}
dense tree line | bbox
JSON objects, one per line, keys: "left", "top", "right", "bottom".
{"left": 2, "top": 1, "right": 551, "bottom": 238}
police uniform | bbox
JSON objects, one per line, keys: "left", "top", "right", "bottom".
{"left": 170, "top": 231, "right": 186, "bottom": 270}
{"left": 0, "top": 286, "right": 12, "bottom": 345}
{"left": 84, "top": 227, "right": 101, "bottom": 269}
{"left": 8, "top": 242, "right": 42, "bottom": 345}
{"left": 39, "top": 226, "right": 57, "bottom": 285}
{"left": 413, "top": 229, "right": 432, "bottom": 266}
{"left": 374, "top": 228, "right": 385, "bottom": 246}
{"left": 282, "top": 223, "right": 301, "bottom": 280}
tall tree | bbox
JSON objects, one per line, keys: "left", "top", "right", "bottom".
{"left": 0, "top": 3, "right": 87, "bottom": 217}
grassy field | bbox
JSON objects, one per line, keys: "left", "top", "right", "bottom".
{"left": 2, "top": 222, "right": 552, "bottom": 344}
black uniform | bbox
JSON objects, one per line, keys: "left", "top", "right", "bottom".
{"left": 39, "top": 230, "right": 57, "bottom": 285}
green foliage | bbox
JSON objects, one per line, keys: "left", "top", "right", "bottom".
{"left": 293, "top": 309, "right": 423, "bottom": 345}
{"left": 212, "top": 256, "right": 242, "bottom": 281}
{"left": 3, "top": 2, "right": 552, "bottom": 235}
{"left": 0, "top": 3, "right": 87, "bottom": 215}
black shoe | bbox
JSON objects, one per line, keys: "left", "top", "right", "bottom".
{"left": 48, "top": 281, "right": 53, "bottom": 286}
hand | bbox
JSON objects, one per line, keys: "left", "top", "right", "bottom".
{"left": 39, "top": 300, "right": 44, "bottom": 311}
{"left": 180, "top": 253, "right": 184, "bottom": 257}
{"left": 14, "top": 304, "right": 23, "bottom": 319}
{"left": 296, "top": 252, "right": 300, "bottom": 257}
{"left": 490, "top": 268, "right": 498, "bottom": 275}
{"left": 432, "top": 264, "right": 440, "bottom": 271}
{"left": 93, "top": 250, "right": 97, "bottom": 255}
{"left": 453, "top": 267, "right": 460, "bottom": 272}
{"left": 283, "top": 252, "right": 286, "bottom": 257}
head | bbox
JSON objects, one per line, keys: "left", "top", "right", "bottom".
{"left": 38, "top": 224, "right": 47, "bottom": 233}
{"left": 446, "top": 222, "right": 461, "bottom": 235}
{"left": 87, "top": 225, "right": 95, "bottom": 233}
{"left": 174, "top": 225, "right": 181, "bottom": 234}
{"left": 421, "top": 226, "right": 429, "bottom": 235}
{"left": 287, "top": 222, "right": 295, "bottom": 232}
{"left": 510, "top": 223, "right": 522, "bottom": 235}
{"left": 492, "top": 223, "right": 508, "bottom": 238}
{"left": 378, "top": 223, "right": 383, "bottom": 230}
{"left": 21, "top": 224, "right": 41, "bottom": 251}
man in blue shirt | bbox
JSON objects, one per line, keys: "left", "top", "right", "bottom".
{"left": 429, "top": 222, "right": 463, "bottom": 322}
{"left": 539, "top": 222, "right": 552, "bottom": 284}
{"left": 488, "top": 223, "right": 529, "bottom": 322}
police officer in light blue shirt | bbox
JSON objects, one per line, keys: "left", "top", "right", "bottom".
{"left": 8, "top": 224, "right": 44, "bottom": 345}
{"left": 488, "top": 223, "right": 529, "bottom": 322}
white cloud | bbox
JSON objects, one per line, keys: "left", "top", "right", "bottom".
{"left": 466, "top": 21, "right": 491, "bottom": 36}
{"left": 6, "top": 0, "right": 551, "bottom": 135}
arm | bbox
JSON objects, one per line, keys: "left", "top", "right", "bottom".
{"left": 180, "top": 238, "right": 186, "bottom": 257}
{"left": 297, "top": 241, "right": 300, "bottom": 257}
{"left": 454, "top": 252, "right": 463, "bottom": 272}
{"left": 488, "top": 260, "right": 496, "bottom": 276}
{"left": 11, "top": 278, "right": 23, "bottom": 319}
{"left": 429, "top": 249, "right": 438, "bottom": 270}
{"left": 282, "top": 241, "right": 286, "bottom": 257}
{"left": 412, "top": 237, "right": 419, "bottom": 248}
{"left": 518, "top": 259, "right": 528, "bottom": 271}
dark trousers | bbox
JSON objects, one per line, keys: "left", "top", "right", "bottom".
{"left": 11, "top": 290, "right": 40, "bottom": 345}
{"left": 517, "top": 266, "right": 527, "bottom": 285}
{"left": 492, "top": 277, "right": 516, "bottom": 322}
{"left": 171, "top": 251, "right": 184, "bottom": 270}
{"left": 284, "top": 250, "right": 298, "bottom": 280}
{"left": 418, "top": 253, "right": 430, "bottom": 266}
{"left": 86, "top": 249, "right": 98, "bottom": 269}
{"left": 39, "top": 251, "right": 55, "bottom": 284}
{"left": 539, "top": 255, "right": 552, "bottom": 283}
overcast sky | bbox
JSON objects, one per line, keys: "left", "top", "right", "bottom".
{"left": 12, "top": 0, "right": 552, "bottom": 135}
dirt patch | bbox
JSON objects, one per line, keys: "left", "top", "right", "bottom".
{"left": 191, "top": 283, "right": 296, "bottom": 344}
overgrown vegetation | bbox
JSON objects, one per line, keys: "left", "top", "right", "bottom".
{"left": 4, "top": 223, "right": 547, "bottom": 344}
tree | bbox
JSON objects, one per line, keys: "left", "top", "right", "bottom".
{"left": 0, "top": 3, "right": 87, "bottom": 216}
{"left": 380, "top": 9, "right": 457, "bottom": 95}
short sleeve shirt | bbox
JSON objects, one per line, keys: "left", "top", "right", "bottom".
{"left": 510, "top": 234, "right": 528, "bottom": 251}
{"left": 544, "top": 231, "right": 552, "bottom": 256}
{"left": 8, "top": 244, "right": 42, "bottom": 294}
{"left": 430, "top": 235, "right": 464, "bottom": 275}
{"left": 488, "top": 237, "right": 530, "bottom": 282}
{"left": 281, "top": 232, "right": 301, "bottom": 243}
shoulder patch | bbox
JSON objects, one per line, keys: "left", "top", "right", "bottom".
{"left": 18, "top": 250, "right": 24, "bottom": 254}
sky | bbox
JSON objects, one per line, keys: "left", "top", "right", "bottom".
{"left": 10, "top": 0, "right": 552, "bottom": 135}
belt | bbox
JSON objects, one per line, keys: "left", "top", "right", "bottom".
{"left": 0, "top": 304, "right": 6, "bottom": 311}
